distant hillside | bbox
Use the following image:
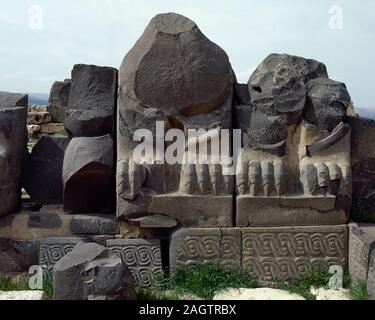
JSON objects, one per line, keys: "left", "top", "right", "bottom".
{"left": 356, "top": 108, "right": 375, "bottom": 120}
{"left": 28, "top": 93, "right": 49, "bottom": 105}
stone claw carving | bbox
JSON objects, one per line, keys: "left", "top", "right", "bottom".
{"left": 117, "top": 160, "right": 146, "bottom": 200}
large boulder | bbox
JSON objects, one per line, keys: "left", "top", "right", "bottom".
{"left": 53, "top": 242, "right": 110, "bottom": 300}
{"left": 81, "top": 257, "right": 137, "bottom": 300}
{"left": 63, "top": 135, "right": 113, "bottom": 214}
{"left": 248, "top": 53, "right": 328, "bottom": 120}
{"left": 48, "top": 80, "right": 71, "bottom": 123}
{"left": 65, "top": 64, "right": 118, "bottom": 138}
{"left": 0, "top": 238, "right": 38, "bottom": 272}
{"left": 118, "top": 12, "right": 233, "bottom": 151}
{"left": 22, "top": 136, "right": 69, "bottom": 205}
{"left": 0, "top": 107, "right": 27, "bottom": 216}
{"left": 0, "top": 91, "right": 28, "bottom": 109}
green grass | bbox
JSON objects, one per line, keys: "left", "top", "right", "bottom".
{"left": 349, "top": 279, "right": 369, "bottom": 300}
{"left": 0, "top": 272, "right": 54, "bottom": 300}
{"left": 147, "top": 263, "right": 258, "bottom": 300}
{"left": 0, "top": 276, "right": 30, "bottom": 292}
{"left": 42, "top": 272, "right": 54, "bottom": 300}
{"left": 137, "top": 289, "right": 180, "bottom": 301}
{"left": 276, "top": 268, "right": 332, "bottom": 300}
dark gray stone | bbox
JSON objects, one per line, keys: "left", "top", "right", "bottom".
{"left": 0, "top": 107, "right": 28, "bottom": 216}
{"left": 0, "top": 91, "right": 28, "bottom": 109}
{"left": 22, "top": 136, "right": 69, "bottom": 205}
{"left": 65, "top": 64, "right": 118, "bottom": 138}
{"left": 81, "top": 257, "right": 137, "bottom": 300}
{"left": 248, "top": 53, "right": 328, "bottom": 119}
{"left": 53, "top": 242, "right": 110, "bottom": 300}
{"left": 63, "top": 135, "right": 113, "bottom": 214}
{"left": 48, "top": 80, "right": 71, "bottom": 123}
{"left": 234, "top": 83, "right": 250, "bottom": 105}
{"left": 0, "top": 238, "right": 38, "bottom": 272}
{"left": 39, "top": 237, "right": 87, "bottom": 271}
{"left": 28, "top": 213, "right": 62, "bottom": 229}
{"left": 120, "top": 12, "right": 232, "bottom": 119}
{"left": 349, "top": 117, "right": 375, "bottom": 216}
{"left": 70, "top": 215, "right": 119, "bottom": 235}
{"left": 304, "top": 77, "right": 351, "bottom": 131}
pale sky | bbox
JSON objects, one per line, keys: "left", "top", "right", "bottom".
{"left": 1, "top": 0, "right": 374, "bottom": 109}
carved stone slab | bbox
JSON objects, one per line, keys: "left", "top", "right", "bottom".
{"left": 39, "top": 237, "right": 87, "bottom": 271}
{"left": 242, "top": 225, "right": 348, "bottom": 283}
{"left": 106, "top": 239, "right": 162, "bottom": 288}
{"left": 170, "top": 225, "right": 348, "bottom": 284}
{"left": 170, "top": 228, "right": 241, "bottom": 273}
{"left": 348, "top": 222, "right": 375, "bottom": 282}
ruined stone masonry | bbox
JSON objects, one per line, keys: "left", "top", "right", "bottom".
{"left": 0, "top": 12, "right": 375, "bottom": 298}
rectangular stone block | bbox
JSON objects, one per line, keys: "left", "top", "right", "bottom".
{"left": 170, "top": 225, "right": 348, "bottom": 284}
{"left": 242, "top": 225, "right": 348, "bottom": 283}
{"left": 348, "top": 222, "right": 375, "bottom": 282}
{"left": 170, "top": 228, "right": 242, "bottom": 273}
{"left": 106, "top": 239, "right": 162, "bottom": 288}
{"left": 119, "top": 194, "right": 233, "bottom": 227}
{"left": 237, "top": 196, "right": 348, "bottom": 227}
{"left": 39, "top": 237, "right": 87, "bottom": 271}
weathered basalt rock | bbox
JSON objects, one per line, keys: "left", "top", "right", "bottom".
{"left": 0, "top": 91, "right": 28, "bottom": 109}
{"left": 0, "top": 107, "right": 28, "bottom": 216}
{"left": 66, "top": 64, "right": 118, "bottom": 137}
{"left": 81, "top": 257, "right": 137, "bottom": 300}
{"left": 63, "top": 135, "right": 114, "bottom": 214}
{"left": 48, "top": 79, "right": 71, "bottom": 123}
{"left": 53, "top": 242, "right": 110, "bottom": 300}
{"left": 23, "top": 136, "right": 69, "bottom": 205}
{"left": 0, "top": 238, "right": 38, "bottom": 272}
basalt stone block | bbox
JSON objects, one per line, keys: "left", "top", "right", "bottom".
{"left": 81, "top": 257, "right": 137, "bottom": 300}
{"left": 39, "top": 237, "right": 87, "bottom": 271}
{"left": 348, "top": 222, "right": 375, "bottom": 282}
{"left": 170, "top": 228, "right": 242, "bottom": 273}
{"left": 63, "top": 135, "right": 113, "bottom": 214}
{"left": 106, "top": 239, "right": 162, "bottom": 288}
{"left": 237, "top": 196, "right": 348, "bottom": 227}
{"left": 0, "top": 91, "right": 28, "bottom": 109}
{"left": 70, "top": 215, "right": 119, "bottom": 235}
{"left": 242, "top": 225, "right": 348, "bottom": 284}
{"left": 367, "top": 250, "right": 375, "bottom": 296}
{"left": 53, "top": 242, "right": 110, "bottom": 300}
{"left": 348, "top": 116, "right": 375, "bottom": 216}
{"left": 23, "top": 136, "right": 69, "bottom": 206}
{"left": 0, "top": 107, "right": 28, "bottom": 216}
{"left": 48, "top": 80, "right": 71, "bottom": 123}
{"left": 248, "top": 54, "right": 328, "bottom": 119}
{"left": 66, "top": 64, "right": 118, "bottom": 138}
{"left": 170, "top": 226, "right": 348, "bottom": 284}
{"left": 0, "top": 238, "right": 38, "bottom": 272}
{"left": 304, "top": 77, "right": 351, "bottom": 131}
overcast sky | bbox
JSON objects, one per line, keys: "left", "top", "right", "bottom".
{"left": 0, "top": 0, "right": 374, "bottom": 109}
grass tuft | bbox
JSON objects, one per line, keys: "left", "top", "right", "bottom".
{"left": 351, "top": 210, "right": 375, "bottom": 224}
{"left": 349, "top": 279, "right": 369, "bottom": 300}
{"left": 276, "top": 268, "right": 332, "bottom": 300}
{"left": 0, "top": 276, "right": 30, "bottom": 292}
{"left": 149, "top": 263, "right": 258, "bottom": 300}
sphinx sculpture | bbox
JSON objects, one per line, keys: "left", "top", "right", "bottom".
{"left": 236, "top": 54, "right": 352, "bottom": 227}
{"left": 117, "top": 12, "right": 235, "bottom": 227}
